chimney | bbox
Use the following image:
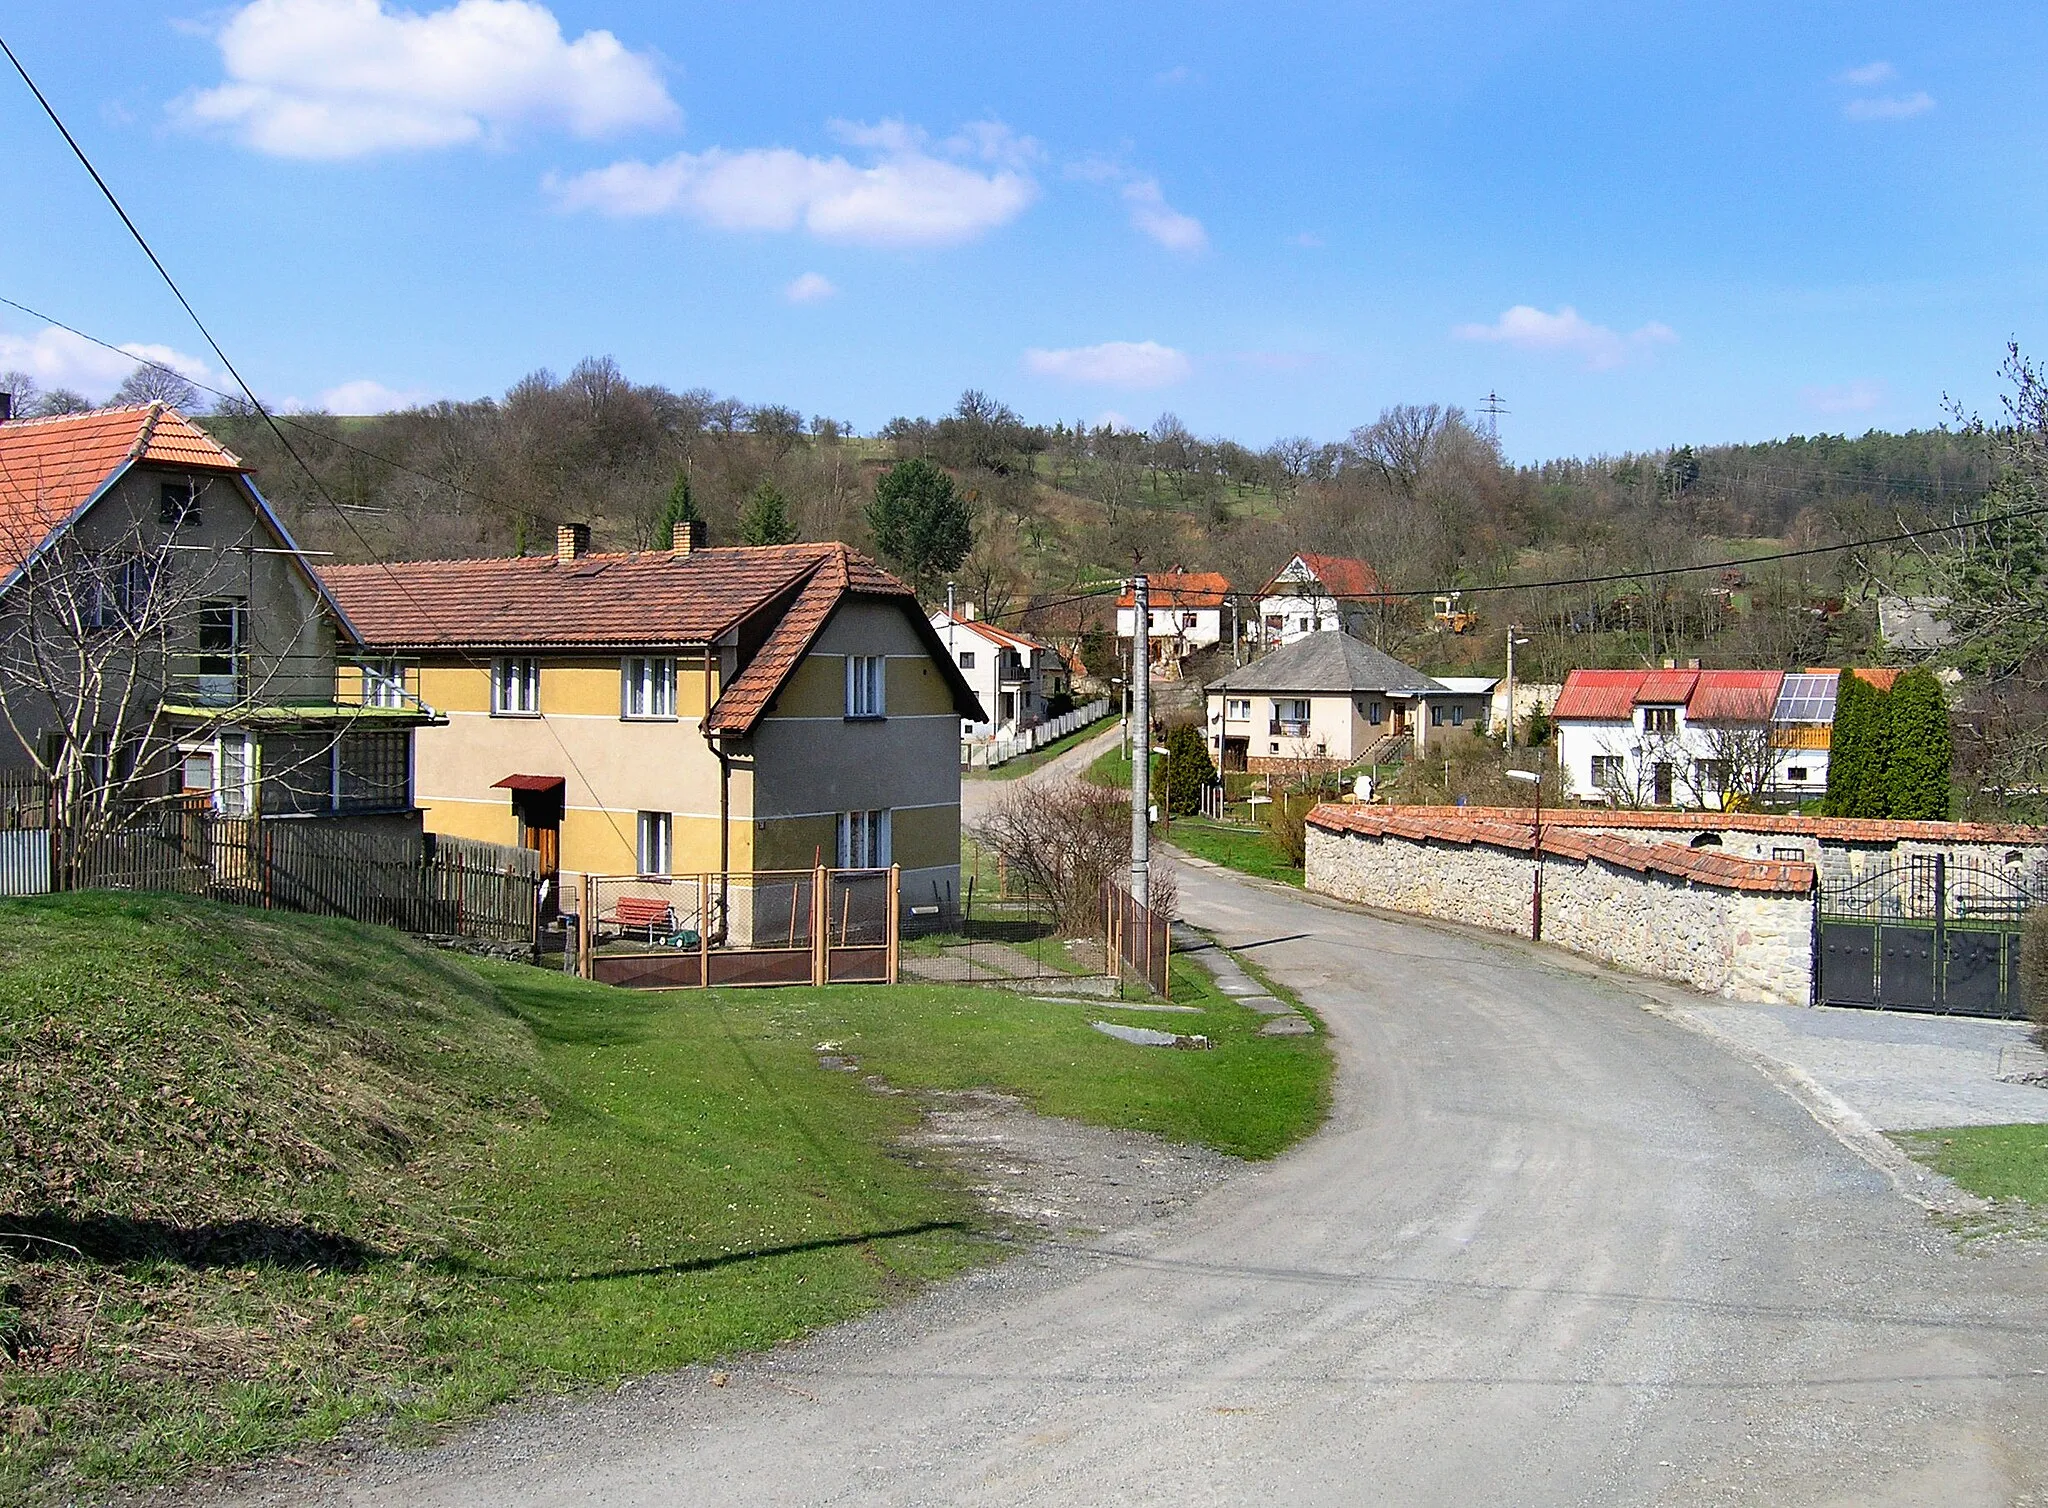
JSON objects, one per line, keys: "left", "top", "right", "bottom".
{"left": 556, "top": 522, "right": 591, "bottom": 562}
{"left": 1687, "top": 657, "right": 1701, "bottom": 670}
{"left": 671, "top": 519, "right": 706, "bottom": 556}
{"left": 963, "top": 602, "right": 977, "bottom": 621}
{"left": 0, "top": 392, "right": 12, "bottom": 422}
{"left": 1662, "top": 657, "right": 1676, "bottom": 670}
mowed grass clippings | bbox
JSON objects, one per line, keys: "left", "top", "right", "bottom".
{"left": 0, "top": 894, "right": 1329, "bottom": 1501}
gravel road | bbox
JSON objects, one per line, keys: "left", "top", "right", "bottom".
{"left": 227, "top": 859, "right": 2048, "bottom": 1507}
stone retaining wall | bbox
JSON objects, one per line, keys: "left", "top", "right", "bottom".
{"left": 1305, "top": 823, "right": 1815, "bottom": 1005}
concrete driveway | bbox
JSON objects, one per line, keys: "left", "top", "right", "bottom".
{"left": 243, "top": 859, "right": 2048, "bottom": 1507}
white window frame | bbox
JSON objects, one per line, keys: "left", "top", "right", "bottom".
{"left": 621, "top": 656, "right": 677, "bottom": 720}
{"left": 493, "top": 657, "right": 540, "bottom": 716}
{"left": 835, "top": 809, "right": 891, "bottom": 868}
{"left": 362, "top": 660, "right": 408, "bottom": 709}
{"left": 959, "top": 649, "right": 977, "bottom": 670}
{"left": 1274, "top": 698, "right": 1310, "bottom": 724}
{"left": 845, "top": 655, "right": 886, "bottom": 719}
{"left": 637, "top": 810, "right": 672, "bottom": 875}
{"left": 1225, "top": 697, "right": 1251, "bottom": 721}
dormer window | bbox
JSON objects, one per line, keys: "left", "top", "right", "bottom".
{"left": 1643, "top": 705, "right": 1679, "bottom": 736}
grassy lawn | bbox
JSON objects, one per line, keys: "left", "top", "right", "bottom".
{"left": 1893, "top": 1125, "right": 2048, "bottom": 1208}
{"left": 963, "top": 715, "right": 1115, "bottom": 782}
{"left": 1085, "top": 745, "right": 1139, "bottom": 788}
{"left": 0, "top": 892, "right": 1327, "bottom": 1500}
{"left": 1163, "top": 818, "right": 1305, "bottom": 887}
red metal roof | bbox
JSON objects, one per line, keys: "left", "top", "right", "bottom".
{"left": 1259, "top": 552, "right": 1385, "bottom": 599}
{"left": 0, "top": 404, "right": 245, "bottom": 572}
{"left": 1556, "top": 667, "right": 1788, "bottom": 722}
{"left": 1686, "top": 670, "right": 1783, "bottom": 721}
{"left": 1635, "top": 668, "right": 1698, "bottom": 704}
{"left": 1115, "top": 569, "right": 1231, "bottom": 610}
{"left": 1551, "top": 669, "right": 1646, "bottom": 720}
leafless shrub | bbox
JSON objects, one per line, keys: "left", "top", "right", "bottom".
{"left": 973, "top": 783, "right": 1175, "bottom": 932}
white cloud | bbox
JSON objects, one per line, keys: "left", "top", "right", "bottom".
{"left": 783, "top": 272, "right": 837, "bottom": 304}
{"left": 1093, "top": 409, "right": 1135, "bottom": 431}
{"left": 1844, "top": 91, "right": 1934, "bottom": 121}
{"left": 1023, "top": 341, "right": 1192, "bottom": 388}
{"left": 318, "top": 378, "right": 433, "bottom": 413}
{"left": 0, "top": 326, "right": 213, "bottom": 399}
{"left": 1121, "top": 178, "right": 1207, "bottom": 252}
{"left": 1838, "top": 61, "right": 1896, "bottom": 86}
{"left": 1801, "top": 379, "right": 1886, "bottom": 416}
{"left": 1452, "top": 305, "right": 1676, "bottom": 371}
{"left": 549, "top": 117, "right": 1038, "bottom": 247}
{"left": 181, "top": 0, "right": 677, "bottom": 159}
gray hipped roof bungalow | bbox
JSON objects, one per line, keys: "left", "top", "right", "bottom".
{"left": 1204, "top": 631, "right": 1492, "bottom": 771}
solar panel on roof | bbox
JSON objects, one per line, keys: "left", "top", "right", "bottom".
{"left": 1772, "top": 672, "right": 1837, "bottom": 723}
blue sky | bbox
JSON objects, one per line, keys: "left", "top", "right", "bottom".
{"left": 1, "top": 1, "right": 2044, "bottom": 459}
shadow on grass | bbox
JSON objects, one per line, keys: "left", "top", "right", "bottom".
{"left": 438, "top": 1220, "right": 973, "bottom": 1284}
{"left": 487, "top": 973, "right": 669, "bottom": 1049}
{"left": 0, "top": 1213, "right": 380, "bottom": 1271}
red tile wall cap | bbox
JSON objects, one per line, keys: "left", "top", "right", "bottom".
{"left": 1321, "top": 804, "right": 2048, "bottom": 846}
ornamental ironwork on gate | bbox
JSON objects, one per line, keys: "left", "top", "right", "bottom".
{"left": 1816, "top": 854, "right": 2039, "bottom": 1018}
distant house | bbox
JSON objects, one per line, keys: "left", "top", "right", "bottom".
{"left": 1256, "top": 553, "right": 1384, "bottom": 646}
{"left": 928, "top": 607, "right": 1068, "bottom": 738}
{"left": 1115, "top": 569, "right": 1231, "bottom": 667}
{"left": 321, "top": 525, "right": 984, "bottom": 919}
{"left": 1553, "top": 666, "right": 1899, "bottom": 807}
{"left": 1204, "top": 631, "right": 1492, "bottom": 773}
{"left": 0, "top": 402, "right": 436, "bottom": 828}
{"left": 1878, "top": 595, "right": 1955, "bottom": 654}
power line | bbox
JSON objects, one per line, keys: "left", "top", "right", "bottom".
{"left": 0, "top": 34, "right": 635, "bottom": 856}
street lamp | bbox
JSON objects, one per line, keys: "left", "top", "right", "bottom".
{"left": 1505, "top": 767, "right": 1543, "bottom": 941}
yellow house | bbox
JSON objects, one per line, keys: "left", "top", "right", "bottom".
{"left": 320, "top": 525, "right": 983, "bottom": 918}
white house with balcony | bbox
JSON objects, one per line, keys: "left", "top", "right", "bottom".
{"left": 1203, "top": 632, "right": 1490, "bottom": 774}
{"left": 1256, "top": 553, "right": 1385, "bottom": 646}
{"left": 1115, "top": 569, "right": 1231, "bottom": 668}
{"left": 929, "top": 607, "right": 1068, "bottom": 738}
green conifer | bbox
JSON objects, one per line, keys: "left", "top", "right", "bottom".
{"left": 739, "top": 480, "right": 798, "bottom": 546}
{"left": 1883, "top": 668, "right": 1953, "bottom": 820}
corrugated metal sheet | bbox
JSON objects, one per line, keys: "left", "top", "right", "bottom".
{"left": 1553, "top": 670, "right": 1648, "bottom": 720}
{"left": 0, "top": 829, "right": 51, "bottom": 895}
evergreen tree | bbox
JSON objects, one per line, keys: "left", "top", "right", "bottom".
{"left": 657, "top": 469, "right": 702, "bottom": 542}
{"left": 867, "top": 459, "right": 972, "bottom": 592}
{"left": 1884, "top": 668, "right": 1954, "bottom": 820}
{"left": 1823, "top": 670, "right": 1874, "bottom": 817}
{"left": 1852, "top": 677, "right": 1897, "bottom": 818}
{"left": 1163, "top": 722, "right": 1217, "bottom": 816}
{"left": 738, "top": 480, "right": 798, "bottom": 546}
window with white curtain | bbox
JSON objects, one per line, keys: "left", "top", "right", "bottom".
{"left": 362, "top": 660, "right": 408, "bottom": 709}
{"left": 845, "top": 655, "right": 886, "bottom": 718}
{"left": 493, "top": 658, "right": 539, "bottom": 715}
{"left": 637, "top": 810, "right": 672, "bottom": 875}
{"left": 836, "top": 809, "right": 890, "bottom": 868}
{"left": 621, "top": 656, "right": 677, "bottom": 719}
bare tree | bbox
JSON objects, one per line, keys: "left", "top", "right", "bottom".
{"left": 973, "top": 782, "right": 1175, "bottom": 930}
{"left": 112, "top": 362, "right": 203, "bottom": 411}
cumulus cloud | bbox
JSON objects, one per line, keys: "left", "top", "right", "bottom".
{"left": 1023, "top": 341, "right": 1192, "bottom": 388}
{"left": 1121, "top": 178, "right": 1207, "bottom": 252}
{"left": 1801, "top": 379, "right": 1886, "bottom": 416}
{"left": 549, "top": 118, "right": 1038, "bottom": 247}
{"left": 1837, "top": 61, "right": 1896, "bottom": 86}
{"left": 1844, "top": 91, "right": 1934, "bottom": 121}
{"left": 181, "top": 0, "right": 676, "bottom": 159}
{"left": 0, "top": 326, "right": 213, "bottom": 400}
{"left": 318, "top": 378, "right": 433, "bottom": 413}
{"left": 1452, "top": 305, "right": 1675, "bottom": 371}
{"left": 783, "top": 272, "right": 837, "bottom": 304}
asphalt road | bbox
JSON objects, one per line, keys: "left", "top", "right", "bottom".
{"left": 251, "top": 860, "right": 2048, "bottom": 1507}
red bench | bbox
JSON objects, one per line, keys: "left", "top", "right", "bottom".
{"left": 603, "top": 894, "right": 680, "bottom": 944}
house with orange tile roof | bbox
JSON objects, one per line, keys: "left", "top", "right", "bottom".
{"left": 1115, "top": 568, "right": 1232, "bottom": 668}
{"left": 1553, "top": 665, "right": 1899, "bottom": 807}
{"left": 0, "top": 401, "right": 434, "bottom": 831}
{"left": 319, "top": 522, "right": 984, "bottom": 919}
{"left": 1255, "top": 553, "right": 1385, "bottom": 646}
{"left": 928, "top": 605, "right": 1068, "bottom": 738}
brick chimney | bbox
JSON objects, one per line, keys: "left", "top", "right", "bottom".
{"left": 556, "top": 522, "right": 591, "bottom": 562}
{"left": 671, "top": 519, "right": 706, "bottom": 556}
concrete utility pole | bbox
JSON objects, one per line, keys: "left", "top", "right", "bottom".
{"left": 1504, "top": 624, "right": 1530, "bottom": 747}
{"left": 1131, "top": 571, "right": 1151, "bottom": 908}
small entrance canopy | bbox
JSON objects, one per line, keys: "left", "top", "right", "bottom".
{"left": 492, "top": 774, "right": 565, "bottom": 792}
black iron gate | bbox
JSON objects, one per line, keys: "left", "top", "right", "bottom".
{"left": 1817, "top": 855, "right": 2035, "bottom": 1018}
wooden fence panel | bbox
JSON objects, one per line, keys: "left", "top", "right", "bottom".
{"left": 1101, "top": 879, "right": 1171, "bottom": 997}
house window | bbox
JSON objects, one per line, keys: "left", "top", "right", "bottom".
{"left": 621, "top": 656, "right": 677, "bottom": 719}
{"left": 1786, "top": 766, "right": 1809, "bottom": 782}
{"left": 83, "top": 554, "right": 153, "bottom": 629}
{"left": 836, "top": 808, "right": 890, "bottom": 868}
{"left": 362, "top": 660, "right": 408, "bottom": 709}
{"left": 1184, "top": 613, "right": 1198, "bottom": 629}
{"left": 1430, "top": 705, "right": 1445, "bottom": 727}
{"left": 1272, "top": 698, "right": 1310, "bottom": 734}
{"left": 845, "top": 655, "right": 886, "bottom": 718}
{"left": 1591, "top": 754, "right": 1625, "bottom": 789}
{"left": 1367, "top": 701, "right": 1384, "bottom": 726}
{"left": 1643, "top": 706, "right": 1678, "bottom": 736}
{"left": 1226, "top": 698, "right": 1251, "bottom": 720}
{"left": 1295, "top": 616, "right": 1310, "bottom": 632}
{"left": 1695, "top": 758, "right": 1729, "bottom": 793}
{"left": 195, "top": 598, "right": 248, "bottom": 705}
{"left": 493, "top": 658, "right": 540, "bottom": 715}
{"left": 1773, "top": 846, "right": 1805, "bottom": 862}
{"left": 184, "top": 730, "right": 254, "bottom": 816}
{"left": 1450, "top": 705, "right": 1465, "bottom": 727}
{"left": 959, "top": 650, "right": 977, "bottom": 670}
{"left": 159, "top": 481, "right": 199, "bottom": 529}
{"left": 637, "top": 810, "right": 672, "bottom": 875}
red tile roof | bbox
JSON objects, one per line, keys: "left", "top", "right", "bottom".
{"left": 1306, "top": 804, "right": 1818, "bottom": 894}
{"left": 1808, "top": 666, "right": 1901, "bottom": 692}
{"left": 930, "top": 609, "right": 1049, "bottom": 655}
{"left": 1259, "top": 552, "right": 1385, "bottom": 599}
{"left": 1115, "top": 569, "right": 1231, "bottom": 610}
{"left": 0, "top": 404, "right": 245, "bottom": 572}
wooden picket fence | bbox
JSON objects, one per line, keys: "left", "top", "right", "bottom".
{"left": 1101, "top": 879, "right": 1171, "bottom": 997}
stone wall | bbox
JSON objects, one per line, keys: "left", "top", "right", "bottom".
{"left": 1305, "top": 822, "right": 1815, "bottom": 1006}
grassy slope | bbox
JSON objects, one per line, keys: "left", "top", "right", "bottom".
{"left": 1165, "top": 820, "right": 1305, "bottom": 887}
{"left": 0, "top": 894, "right": 1326, "bottom": 1499}
{"left": 963, "top": 716, "right": 1114, "bottom": 782}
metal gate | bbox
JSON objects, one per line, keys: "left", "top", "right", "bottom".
{"left": 1817, "top": 855, "right": 2035, "bottom": 1018}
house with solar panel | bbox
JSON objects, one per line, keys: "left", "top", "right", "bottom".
{"left": 1553, "top": 666, "right": 1900, "bottom": 807}
{"left": 318, "top": 522, "right": 984, "bottom": 921}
